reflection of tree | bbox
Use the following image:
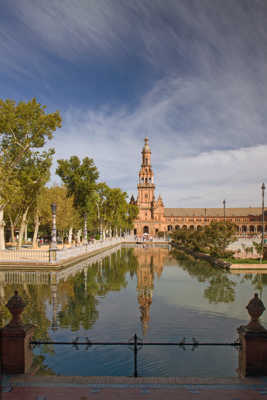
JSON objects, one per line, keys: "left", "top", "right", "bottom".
{"left": 32, "top": 355, "right": 56, "bottom": 376}
{"left": 58, "top": 248, "right": 139, "bottom": 331}
{"left": 241, "top": 273, "right": 267, "bottom": 298}
{"left": 204, "top": 275, "right": 235, "bottom": 303}
{"left": 1, "top": 284, "right": 52, "bottom": 342}
{"left": 0, "top": 283, "right": 54, "bottom": 373}
{"left": 171, "top": 249, "right": 236, "bottom": 304}
{"left": 58, "top": 271, "right": 99, "bottom": 331}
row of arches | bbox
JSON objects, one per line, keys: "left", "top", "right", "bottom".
{"left": 167, "top": 224, "right": 267, "bottom": 233}
{"left": 134, "top": 224, "right": 267, "bottom": 236}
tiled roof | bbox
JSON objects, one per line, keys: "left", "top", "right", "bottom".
{"left": 164, "top": 207, "right": 264, "bottom": 217}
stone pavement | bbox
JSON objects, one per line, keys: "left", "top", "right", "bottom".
{"left": 2, "top": 376, "right": 267, "bottom": 399}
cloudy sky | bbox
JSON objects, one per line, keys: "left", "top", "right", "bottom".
{"left": 1, "top": 0, "right": 267, "bottom": 207}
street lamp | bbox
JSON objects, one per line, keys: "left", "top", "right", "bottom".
{"left": 50, "top": 203, "right": 57, "bottom": 249}
{"left": 83, "top": 213, "right": 88, "bottom": 245}
{"left": 261, "top": 183, "right": 265, "bottom": 262}
{"left": 223, "top": 199, "right": 226, "bottom": 223}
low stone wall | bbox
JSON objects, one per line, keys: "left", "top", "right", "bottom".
{"left": 230, "top": 263, "right": 267, "bottom": 270}
{"left": 0, "top": 238, "right": 124, "bottom": 267}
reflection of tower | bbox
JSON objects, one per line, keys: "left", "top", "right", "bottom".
{"left": 50, "top": 272, "right": 58, "bottom": 332}
{"left": 134, "top": 247, "right": 169, "bottom": 335}
{"left": 137, "top": 254, "right": 154, "bottom": 336}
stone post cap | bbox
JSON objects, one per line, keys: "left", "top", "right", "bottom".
{"left": 6, "top": 290, "right": 26, "bottom": 311}
{"left": 6, "top": 290, "right": 26, "bottom": 327}
{"left": 247, "top": 293, "right": 265, "bottom": 320}
{"left": 243, "top": 293, "right": 267, "bottom": 333}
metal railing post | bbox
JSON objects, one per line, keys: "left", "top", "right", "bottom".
{"left": 134, "top": 333, "right": 138, "bottom": 378}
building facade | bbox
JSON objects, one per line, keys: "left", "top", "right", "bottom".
{"left": 132, "top": 138, "right": 266, "bottom": 237}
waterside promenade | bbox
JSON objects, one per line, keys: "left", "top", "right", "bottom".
{"left": 0, "top": 237, "right": 168, "bottom": 267}
{"left": 2, "top": 375, "right": 267, "bottom": 399}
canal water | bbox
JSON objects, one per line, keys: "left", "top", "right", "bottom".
{"left": 0, "top": 244, "right": 266, "bottom": 377}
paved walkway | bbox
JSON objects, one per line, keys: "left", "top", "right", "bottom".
{"left": 2, "top": 376, "right": 267, "bottom": 399}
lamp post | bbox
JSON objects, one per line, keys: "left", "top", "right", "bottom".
{"left": 83, "top": 213, "right": 88, "bottom": 245}
{"left": 50, "top": 203, "right": 57, "bottom": 249}
{"left": 223, "top": 199, "right": 226, "bottom": 223}
{"left": 261, "top": 183, "right": 265, "bottom": 262}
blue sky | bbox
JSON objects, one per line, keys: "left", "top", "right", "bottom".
{"left": 1, "top": 0, "right": 267, "bottom": 207}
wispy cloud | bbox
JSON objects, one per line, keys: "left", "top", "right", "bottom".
{"left": 2, "top": 1, "right": 267, "bottom": 80}
{"left": 50, "top": 73, "right": 267, "bottom": 207}
{"left": 1, "top": 1, "right": 267, "bottom": 207}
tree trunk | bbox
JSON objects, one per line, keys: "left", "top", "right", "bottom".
{"left": 9, "top": 217, "right": 15, "bottom": 243}
{"left": 76, "top": 229, "right": 81, "bottom": 245}
{"left": 68, "top": 226, "right": 73, "bottom": 245}
{"left": 0, "top": 206, "right": 5, "bottom": 250}
{"left": 32, "top": 209, "right": 40, "bottom": 249}
{"left": 24, "top": 223, "right": 28, "bottom": 242}
{"left": 18, "top": 207, "right": 29, "bottom": 248}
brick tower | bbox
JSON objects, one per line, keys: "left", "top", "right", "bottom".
{"left": 136, "top": 138, "right": 155, "bottom": 231}
{"left": 133, "top": 137, "right": 165, "bottom": 237}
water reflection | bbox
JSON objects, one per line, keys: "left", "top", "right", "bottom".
{"left": 171, "top": 249, "right": 267, "bottom": 303}
{"left": 1, "top": 246, "right": 267, "bottom": 333}
{"left": 0, "top": 245, "right": 267, "bottom": 376}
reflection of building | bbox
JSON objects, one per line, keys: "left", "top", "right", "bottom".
{"left": 132, "top": 138, "right": 267, "bottom": 237}
{"left": 135, "top": 247, "right": 169, "bottom": 335}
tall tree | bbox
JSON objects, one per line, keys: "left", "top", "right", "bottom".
{"left": 56, "top": 156, "right": 99, "bottom": 241}
{"left": 0, "top": 98, "right": 61, "bottom": 249}
{"left": 16, "top": 150, "right": 54, "bottom": 247}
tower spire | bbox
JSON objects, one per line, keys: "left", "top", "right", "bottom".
{"left": 137, "top": 137, "right": 156, "bottom": 218}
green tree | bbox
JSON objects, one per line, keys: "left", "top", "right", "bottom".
{"left": 56, "top": 156, "right": 99, "bottom": 242}
{"left": 56, "top": 156, "right": 99, "bottom": 214}
{"left": 171, "top": 222, "right": 236, "bottom": 258}
{"left": 104, "top": 188, "right": 131, "bottom": 237}
{"left": 253, "top": 241, "right": 263, "bottom": 259}
{"left": 32, "top": 185, "right": 81, "bottom": 246}
{"left": 0, "top": 98, "right": 61, "bottom": 249}
{"left": 16, "top": 150, "right": 54, "bottom": 247}
{"left": 204, "top": 222, "right": 236, "bottom": 258}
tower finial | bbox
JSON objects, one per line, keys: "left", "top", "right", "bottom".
{"left": 143, "top": 137, "right": 151, "bottom": 153}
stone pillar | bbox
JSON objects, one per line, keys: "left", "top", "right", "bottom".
{"left": 0, "top": 291, "right": 35, "bottom": 374}
{"left": 238, "top": 293, "right": 267, "bottom": 377}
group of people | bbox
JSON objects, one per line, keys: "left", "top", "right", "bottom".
{"left": 135, "top": 234, "right": 153, "bottom": 242}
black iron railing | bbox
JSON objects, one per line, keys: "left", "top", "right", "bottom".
{"left": 30, "top": 334, "right": 241, "bottom": 378}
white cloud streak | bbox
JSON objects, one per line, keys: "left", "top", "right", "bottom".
{"left": 1, "top": 1, "right": 267, "bottom": 207}
{"left": 50, "top": 74, "right": 267, "bottom": 207}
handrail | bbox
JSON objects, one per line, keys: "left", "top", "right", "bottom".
{"left": 30, "top": 334, "right": 240, "bottom": 378}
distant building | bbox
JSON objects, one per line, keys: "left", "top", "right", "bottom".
{"left": 131, "top": 138, "right": 266, "bottom": 237}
